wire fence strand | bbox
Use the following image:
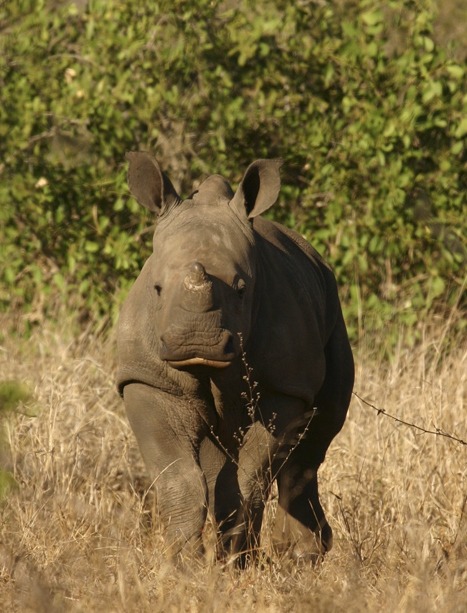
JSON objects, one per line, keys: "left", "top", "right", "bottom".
{"left": 353, "top": 390, "right": 467, "bottom": 446}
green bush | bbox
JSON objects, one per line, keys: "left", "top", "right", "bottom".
{"left": 0, "top": 0, "right": 465, "bottom": 337}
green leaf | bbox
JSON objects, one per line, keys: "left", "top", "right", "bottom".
{"left": 446, "top": 64, "right": 464, "bottom": 79}
{"left": 422, "top": 80, "right": 442, "bottom": 103}
{"left": 427, "top": 276, "right": 446, "bottom": 305}
{"left": 362, "top": 10, "right": 383, "bottom": 26}
{"left": 423, "top": 37, "right": 434, "bottom": 52}
{"left": 53, "top": 273, "right": 65, "bottom": 291}
{"left": 454, "top": 117, "right": 467, "bottom": 138}
{"left": 85, "top": 241, "right": 100, "bottom": 253}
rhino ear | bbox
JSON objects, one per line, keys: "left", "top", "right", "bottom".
{"left": 230, "top": 159, "right": 283, "bottom": 220}
{"left": 126, "top": 151, "right": 181, "bottom": 214}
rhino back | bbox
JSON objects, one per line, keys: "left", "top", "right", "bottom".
{"left": 248, "top": 217, "right": 341, "bottom": 404}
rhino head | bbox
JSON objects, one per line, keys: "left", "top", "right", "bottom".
{"left": 125, "top": 151, "right": 282, "bottom": 371}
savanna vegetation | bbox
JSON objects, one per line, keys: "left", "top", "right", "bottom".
{"left": 1, "top": 0, "right": 466, "bottom": 610}
{"left": 1, "top": 0, "right": 466, "bottom": 338}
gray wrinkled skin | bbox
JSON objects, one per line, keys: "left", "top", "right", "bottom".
{"left": 117, "top": 152, "right": 354, "bottom": 563}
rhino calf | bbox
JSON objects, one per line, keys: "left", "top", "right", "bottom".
{"left": 117, "top": 152, "right": 354, "bottom": 562}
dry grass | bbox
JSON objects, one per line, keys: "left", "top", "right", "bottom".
{"left": 0, "top": 312, "right": 466, "bottom": 612}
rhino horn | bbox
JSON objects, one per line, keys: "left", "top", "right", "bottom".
{"left": 184, "top": 262, "right": 211, "bottom": 292}
{"left": 126, "top": 151, "right": 181, "bottom": 214}
{"left": 230, "top": 159, "right": 283, "bottom": 220}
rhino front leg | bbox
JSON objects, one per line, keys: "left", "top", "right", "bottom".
{"left": 224, "top": 420, "right": 277, "bottom": 559}
{"left": 272, "top": 407, "right": 341, "bottom": 560}
{"left": 273, "top": 316, "right": 354, "bottom": 561}
{"left": 123, "top": 383, "right": 208, "bottom": 557}
{"left": 273, "top": 461, "right": 332, "bottom": 561}
{"left": 224, "top": 393, "right": 305, "bottom": 559}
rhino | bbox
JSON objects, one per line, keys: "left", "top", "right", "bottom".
{"left": 117, "top": 151, "right": 354, "bottom": 562}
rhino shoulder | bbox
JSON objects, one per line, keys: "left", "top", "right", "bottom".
{"left": 253, "top": 217, "right": 331, "bottom": 272}
{"left": 251, "top": 215, "right": 341, "bottom": 351}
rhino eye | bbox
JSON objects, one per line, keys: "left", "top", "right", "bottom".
{"left": 154, "top": 284, "right": 162, "bottom": 296}
{"left": 237, "top": 280, "right": 246, "bottom": 299}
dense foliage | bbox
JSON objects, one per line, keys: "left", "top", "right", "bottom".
{"left": 1, "top": 0, "right": 466, "bottom": 337}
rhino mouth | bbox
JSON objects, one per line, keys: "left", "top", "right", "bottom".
{"left": 160, "top": 326, "right": 236, "bottom": 369}
{"left": 168, "top": 357, "right": 232, "bottom": 369}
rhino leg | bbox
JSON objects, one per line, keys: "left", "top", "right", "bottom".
{"left": 272, "top": 401, "right": 339, "bottom": 559}
{"left": 123, "top": 383, "right": 208, "bottom": 558}
{"left": 199, "top": 437, "right": 243, "bottom": 557}
{"left": 218, "top": 421, "right": 278, "bottom": 561}
{"left": 273, "top": 315, "right": 354, "bottom": 561}
{"left": 273, "top": 452, "right": 332, "bottom": 561}
{"left": 200, "top": 436, "right": 264, "bottom": 562}
{"left": 223, "top": 394, "right": 306, "bottom": 561}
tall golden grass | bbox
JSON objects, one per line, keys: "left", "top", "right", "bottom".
{"left": 0, "top": 311, "right": 466, "bottom": 612}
